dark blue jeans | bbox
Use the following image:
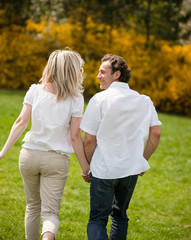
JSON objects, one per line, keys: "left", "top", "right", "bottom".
{"left": 87, "top": 174, "right": 138, "bottom": 240}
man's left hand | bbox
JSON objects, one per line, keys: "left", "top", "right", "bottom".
{"left": 82, "top": 171, "right": 91, "bottom": 182}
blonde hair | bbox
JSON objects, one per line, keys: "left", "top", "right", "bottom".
{"left": 40, "top": 48, "right": 84, "bottom": 101}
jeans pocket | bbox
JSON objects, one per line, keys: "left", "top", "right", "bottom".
{"left": 97, "top": 179, "right": 115, "bottom": 192}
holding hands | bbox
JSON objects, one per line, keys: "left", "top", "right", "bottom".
{"left": 82, "top": 171, "right": 91, "bottom": 182}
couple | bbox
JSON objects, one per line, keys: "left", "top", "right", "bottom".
{"left": 0, "top": 49, "right": 161, "bottom": 240}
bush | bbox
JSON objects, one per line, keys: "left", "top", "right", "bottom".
{"left": 0, "top": 19, "right": 190, "bottom": 116}
{"left": 0, "top": 26, "right": 49, "bottom": 89}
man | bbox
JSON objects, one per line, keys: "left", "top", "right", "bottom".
{"left": 80, "top": 54, "right": 161, "bottom": 240}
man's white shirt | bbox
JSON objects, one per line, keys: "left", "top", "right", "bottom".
{"left": 80, "top": 82, "right": 162, "bottom": 179}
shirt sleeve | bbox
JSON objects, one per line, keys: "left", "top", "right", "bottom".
{"left": 80, "top": 96, "right": 101, "bottom": 136}
{"left": 23, "top": 84, "right": 37, "bottom": 105}
{"left": 150, "top": 101, "right": 162, "bottom": 127}
{"left": 71, "top": 93, "right": 84, "bottom": 117}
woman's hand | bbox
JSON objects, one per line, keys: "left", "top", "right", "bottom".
{"left": 0, "top": 151, "right": 5, "bottom": 159}
{"left": 0, "top": 103, "right": 32, "bottom": 159}
{"left": 82, "top": 171, "right": 91, "bottom": 182}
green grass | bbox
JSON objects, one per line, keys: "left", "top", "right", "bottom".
{"left": 0, "top": 88, "right": 191, "bottom": 240}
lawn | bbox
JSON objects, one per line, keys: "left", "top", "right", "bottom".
{"left": 0, "top": 88, "right": 191, "bottom": 240}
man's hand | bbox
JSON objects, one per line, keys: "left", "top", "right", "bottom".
{"left": 139, "top": 171, "right": 146, "bottom": 177}
{"left": 82, "top": 171, "right": 91, "bottom": 183}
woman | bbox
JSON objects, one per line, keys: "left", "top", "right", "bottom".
{"left": 0, "top": 49, "right": 90, "bottom": 240}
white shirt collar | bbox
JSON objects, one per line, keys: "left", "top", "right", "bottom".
{"left": 109, "top": 81, "right": 130, "bottom": 89}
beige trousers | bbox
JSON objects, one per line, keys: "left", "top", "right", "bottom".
{"left": 19, "top": 148, "right": 69, "bottom": 240}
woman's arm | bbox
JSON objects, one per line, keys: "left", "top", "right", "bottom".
{"left": 0, "top": 103, "right": 32, "bottom": 159}
{"left": 70, "top": 117, "right": 90, "bottom": 174}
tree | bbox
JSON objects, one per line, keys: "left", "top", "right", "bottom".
{"left": 130, "top": 0, "right": 191, "bottom": 44}
{"left": 0, "top": 0, "right": 31, "bottom": 27}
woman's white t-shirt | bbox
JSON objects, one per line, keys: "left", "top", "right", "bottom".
{"left": 22, "top": 84, "right": 84, "bottom": 155}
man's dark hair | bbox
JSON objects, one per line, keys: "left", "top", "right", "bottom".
{"left": 101, "top": 54, "right": 131, "bottom": 83}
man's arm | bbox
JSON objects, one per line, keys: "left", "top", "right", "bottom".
{"left": 139, "top": 125, "right": 161, "bottom": 176}
{"left": 81, "top": 133, "right": 97, "bottom": 182}
{"left": 144, "top": 125, "right": 161, "bottom": 160}
{"left": 84, "top": 133, "right": 97, "bottom": 163}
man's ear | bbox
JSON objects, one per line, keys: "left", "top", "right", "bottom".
{"left": 114, "top": 70, "right": 121, "bottom": 80}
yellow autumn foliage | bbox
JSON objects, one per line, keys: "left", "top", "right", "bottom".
{"left": 0, "top": 25, "right": 48, "bottom": 89}
{"left": 0, "top": 18, "right": 190, "bottom": 116}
